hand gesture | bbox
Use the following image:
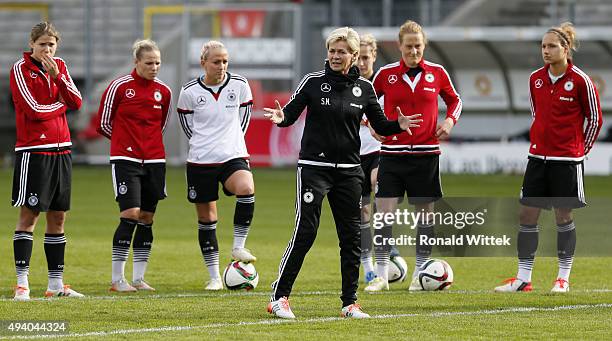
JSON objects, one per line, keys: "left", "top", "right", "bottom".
{"left": 396, "top": 107, "right": 422, "bottom": 136}
{"left": 263, "top": 100, "right": 285, "bottom": 124}
{"left": 41, "top": 55, "right": 59, "bottom": 79}
{"left": 436, "top": 117, "right": 455, "bottom": 140}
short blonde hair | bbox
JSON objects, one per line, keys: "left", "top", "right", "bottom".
{"left": 200, "top": 40, "right": 226, "bottom": 61}
{"left": 398, "top": 20, "right": 427, "bottom": 45}
{"left": 547, "top": 22, "right": 578, "bottom": 56}
{"left": 360, "top": 33, "right": 377, "bottom": 55}
{"left": 30, "top": 22, "right": 60, "bottom": 43}
{"left": 326, "top": 27, "right": 360, "bottom": 55}
{"left": 132, "top": 39, "right": 159, "bottom": 60}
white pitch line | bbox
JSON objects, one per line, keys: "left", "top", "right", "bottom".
{"left": 1, "top": 303, "right": 611, "bottom": 340}
{"left": 1, "top": 288, "right": 611, "bottom": 302}
{"left": 2, "top": 288, "right": 612, "bottom": 302}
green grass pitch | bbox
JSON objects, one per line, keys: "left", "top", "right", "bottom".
{"left": 0, "top": 167, "right": 611, "bottom": 340}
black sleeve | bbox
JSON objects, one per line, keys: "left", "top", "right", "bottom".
{"left": 278, "top": 74, "right": 311, "bottom": 127}
{"left": 363, "top": 82, "right": 403, "bottom": 136}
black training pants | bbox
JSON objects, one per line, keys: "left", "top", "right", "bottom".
{"left": 271, "top": 165, "right": 363, "bottom": 307}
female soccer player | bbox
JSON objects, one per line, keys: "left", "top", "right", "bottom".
{"left": 495, "top": 22, "right": 602, "bottom": 293}
{"left": 97, "top": 39, "right": 172, "bottom": 292}
{"left": 176, "top": 41, "right": 256, "bottom": 291}
{"left": 365, "top": 20, "right": 462, "bottom": 292}
{"left": 264, "top": 27, "right": 421, "bottom": 319}
{"left": 10, "top": 22, "right": 84, "bottom": 300}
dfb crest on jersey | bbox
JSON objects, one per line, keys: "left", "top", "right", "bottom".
{"left": 320, "top": 83, "right": 332, "bottom": 93}
{"left": 352, "top": 86, "right": 362, "bottom": 97}
{"left": 535, "top": 79, "right": 543, "bottom": 89}
{"left": 118, "top": 183, "right": 128, "bottom": 195}
{"left": 227, "top": 91, "right": 237, "bottom": 102}
{"left": 303, "top": 190, "right": 314, "bottom": 203}
{"left": 388, "top": 74, "right": 398, "bottom": 84}
{"left": 27, "top": 194, "right": 38, "bottom": 206}
{"left": 125, "top": 88, "right": 136, "bottom": 98}
{"left": 564, "top": 80, "right": 574, "bottom": 91}
{"left": 30, "top": 71, "right": 38, "bottom": 79}
{"left": 197, "top": 95, "right": 207, "bottom": 106}
{"left": 188, "top": 187, "right": 197, "bottom": 200}
{"left": 425, "top": 73, "right": 435, "bottom": 83}
{"left": 154, "top": 90, "right": 162, "bottom": 102}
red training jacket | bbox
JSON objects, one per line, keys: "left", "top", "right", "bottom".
{"left": 373, "top": 58, "right": 462, "bottom": 155}
{"left": 528, "top": 61, "right": 603, "bottom": 161}
{"left": 97, "top": 69, "right": 172, "bottom": 163}
{"left": 10, "top": 52, "right": 82, "bottom": 152}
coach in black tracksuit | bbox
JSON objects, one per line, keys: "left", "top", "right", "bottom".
{"left": 265, "top": 28, "right": 419, "bottom": 312}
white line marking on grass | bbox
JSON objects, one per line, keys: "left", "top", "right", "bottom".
{"left": 1, "top": 288, "right": 611, "bottom": 302}
{"left": 2, "top": 303, "right": 611, "bottom": 339}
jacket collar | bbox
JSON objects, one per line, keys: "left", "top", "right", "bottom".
{"left": 324, "top": 60, "right": 360, "bottom": 86}
{"left": 543, "top": 59, "right": 573, "bottom": 77}
{"left": 131, "top": 68, "right": 154, "bottom": 86}
{"left": 22, "top": 52, "right": 45, "bottom": 72}
{"left": 398, "top": 58, "right": 426, "bottom": 73}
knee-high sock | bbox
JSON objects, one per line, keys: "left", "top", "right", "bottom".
{"left": 373, "top": 224, "right": 392, "bottom": 280}
{"left": 413, "top": 222, "right": 434, "bottom": 278}
{"left": 233, "top": 194, "right": 255, "bottom": 249}
{"left": 132, "top": 222, "right": 153, "bottom": 282}
{"left": 14, "top": 231, "right": 33, "bottom": 288}
{"left": 360, "top": 221, "right": 374, "bottom": 274}
{"left": 112, "top": 218, "right": 137, "bottom": 283}
{"left": 199, "top": 221, "right": 220, "bottom": 279}
{"left": 517, "top": 224, "right": 539, "bottom": 282}
{"left": 44, "top": 233, "right": 66, "bottom": 290}
{"left": 557, "top": 221, "right": 576, "bottom": 281}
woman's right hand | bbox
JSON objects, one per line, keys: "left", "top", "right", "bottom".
{"left": 263, "top": 100, "right": 285, "bottom": 124}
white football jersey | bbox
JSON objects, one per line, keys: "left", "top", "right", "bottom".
{"left": 359, "top": 124, "right": 381, "bottom": 155}
{"left": 177, "top": 72, "right": 253, "bottom": 164}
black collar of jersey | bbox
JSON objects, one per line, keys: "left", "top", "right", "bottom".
{"left": 324, "top": 61, "right": 360, "bottom": 88}
{"left": 28, "top": 55, "right": 46, "bottom": 73}
{"left": 198, "top": 71, "right": 231, "bottom": 97}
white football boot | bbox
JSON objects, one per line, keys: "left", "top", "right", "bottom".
{"left": 364, "top": 277, "right": 389, "bottom": 292}
{"left": 231, "top": 248, "right": 257, "bottom": 263}
{"left": 205, "top": 278, "right": 224, "bottom": 291}
{"left": 268, "top": 297, "right": 296, "bottom": 319}
{"left": 110, "top": 278, "right": 137, "bottom": 292}
{"left": 341, "top": 304, "right": 371, "bottom": 319}
{"left": 408, "top": 276, "right": 424, "bottom": 291}
{"left": 551, "top": 278, "right": 570, "bottom": 293}
{"left": 494, "top": 278, "right": 533, "bottom": 292}
{"left": 133, "top": 279, "right": 156, "bottom": 291}
{"left": 14, "top": 286, "right": 30, "bottom": 301}
{"left": 45, "top": 285, "right": 85, "bottom": 298}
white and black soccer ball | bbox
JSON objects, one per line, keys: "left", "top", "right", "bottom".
{"left": 417, "top": 259, "right": 453, "bottom": 291}
{"left": 388, "top": 256, "right": 408, "bottom": 283}
{"left": 223, "top": 261, "right": 259, "bottom": 291}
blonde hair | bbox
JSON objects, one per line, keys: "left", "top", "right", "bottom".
{"left": 398, "top": 20, "right": 427, "bottom": 45}
{"left": 132, "top": 39, "right": 159, "bottom": 60}
{"left": 200, "top": 40, "right": 226, "bottom": 61}
{"left": 326, "top": 27, "right": 360, "bottom": 55}
{"left": 547, "top": 22, "right": 578, "bottom": 56}
{"left": 360, "top": 33, "right": 377, "bottom": 55}
{"left": 30, "top": 22, "right": 60, "bottom": 43}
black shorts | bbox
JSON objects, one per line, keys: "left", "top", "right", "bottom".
{"left": 12, "top": 151, "right": 71, "bottom": 212}
{"left": 111, "top": 161, "right": 166, "bottom": 212}
{"left": 376, "top": 154, "right": 442, "bottom": 205}
{"left": 520, "top": 157, "right": 586, "bottom": 209}
{"left": 360, "top": 152, "right": 379, "bottom": 198}
{"left": 186, "top": 158, "right": 251, "bottom": 203}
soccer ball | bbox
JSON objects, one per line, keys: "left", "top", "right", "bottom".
{"left": 223, "top": 261, "right": 259, "bottom": 290}
{"left": 388, "top": 256, "right": 408, "bottom": 283}
{"left": 417, "top": 259, "right": 453, "bottom": 291}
